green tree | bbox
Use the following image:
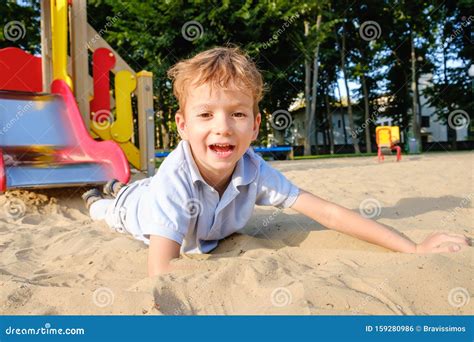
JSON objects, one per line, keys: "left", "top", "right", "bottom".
{"left": 88, "top": 0, "right": 307, "bottom": 148}
{"left": 0, "top": 0, "right": 40, "bottom": 53}
{"left": 423, "top": 0, "right": 473, "bottom": 147}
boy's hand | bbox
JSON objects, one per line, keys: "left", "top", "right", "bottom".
{"left": 415, "top": 232, "right": 471, "bottom": 254}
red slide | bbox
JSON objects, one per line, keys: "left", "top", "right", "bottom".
{"left": 0, "top": 48, "right": 130, "bottom": 192}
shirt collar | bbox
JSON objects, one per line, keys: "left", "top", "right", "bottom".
{"left": 181, "top": 140, "right": 258, "bottom": 188}
{"left": 231, "top": 149, "right": 259, "bottom": 187}
{"left": 181, "top": 140, "right": 206, "bottom": 184}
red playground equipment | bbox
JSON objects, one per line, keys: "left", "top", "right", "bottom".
{"left": 0, "top": 0, "right": 156, "bottom": 192}
{"left": 376, "top": 126, "right": 402, "bottom": 162}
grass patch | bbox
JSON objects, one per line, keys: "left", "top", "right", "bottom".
{"left": 294, "top": 153, "right": 377, "bottom": 160}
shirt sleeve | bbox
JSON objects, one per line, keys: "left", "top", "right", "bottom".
{"left": 255, "top": 159, "right": 300, "bottom": 208}
{"left": 136, "top": 171, "right": 192, "bottom": 245}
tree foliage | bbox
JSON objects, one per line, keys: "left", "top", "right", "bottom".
{"left": 0, "top": 0, "right": 471, "bottom": 150}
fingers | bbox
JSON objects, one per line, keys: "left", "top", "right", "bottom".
{"left": 432, "top": 243, "right": 463, "bottom": 253}
{"left": 446, "top": 233, "right": 472, "bottom": 246}
{"left": 431, "top": 233, "right": 470, "bottom": 247}
{"left": 446, "top": 233, "right": 469, "bottom": 239}
{"left": 446, "top": 235, "right": 470, "bottom": 246}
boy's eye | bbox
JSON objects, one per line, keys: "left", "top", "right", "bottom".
{"left": 198, "top": 113, "right": 212, "bottom": 118}
{"left": 232, "top": 112, "right": 247, "bottom": 118}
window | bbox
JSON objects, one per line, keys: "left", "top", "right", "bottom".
{"left": 421, "top": 116, "right": 430, "bottom": 128}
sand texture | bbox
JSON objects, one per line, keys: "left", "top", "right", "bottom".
{"left": 1, "top": 152, "right": 472, "bottom": 315}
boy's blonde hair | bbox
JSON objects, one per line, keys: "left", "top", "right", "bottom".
{"left": 167, "top": 46, "right": 264, "bottom": 115}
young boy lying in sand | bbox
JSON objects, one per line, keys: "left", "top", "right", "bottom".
{"left": 83, "top": 47, "right": 470, "bottom": 276}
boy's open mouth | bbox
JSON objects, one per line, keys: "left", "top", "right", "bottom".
{"left": 208, "top": 143, "right": 235, "bottom": 158}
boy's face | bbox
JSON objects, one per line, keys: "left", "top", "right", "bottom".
{"left": 175, "top": 81, "right": 261, "bottom": 184}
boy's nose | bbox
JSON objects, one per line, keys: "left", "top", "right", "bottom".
{"left": 212, "top": 114, "right": 233, "bottom": 135}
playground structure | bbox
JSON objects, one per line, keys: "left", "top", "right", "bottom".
{"left": 0, "top": 0, "right": 155, "bottom": 192}
{"left": 376, "top": 126, "right": 402, "bottom": 162}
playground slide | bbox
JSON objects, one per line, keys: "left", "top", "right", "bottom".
{"left": 0, "top": 79, "right": 130, "bottom": 192}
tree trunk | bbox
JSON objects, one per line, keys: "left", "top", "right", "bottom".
{"left": 410, "top": 31, "right": 421, "bottom": 152}
{"left": 322, "top": 114, "right": 328, "bottom": 148}
{"left": 325, "top": 91, "right": 334, "bottom": 154}
{"left": 415, "top": 76, "right": 431, "bottom": 150}
{"left": 335, "top": 81, "right": 348, "bottom": 144}
{"left": 164, "top": 108, "right": 172, "bottom": 149}
{"left": 339, "top": 25, "right": 360, "bottom": 153}
{"left": 308, "top": 15, "right": 322, "bottom": 155}
{"left": 157, "top": 113, "right": 164, "bottom": 149}
{"left": 304, "top": 21, "right": 312, "bottom": 156}
{"left": 361, "top": 73, "right": 372, "bottom": 153}
{"left": 442, "top": 35, "right": 457, "bottom": 150}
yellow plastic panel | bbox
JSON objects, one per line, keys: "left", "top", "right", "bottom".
{"left": 390, "top": 126, "right": 400, "bottom": 144}
{"left": 376, "top": 126, "right": 392, "bottom": 147}
{"left": 111, "top": 70, "right": 136, "bottom": 143}
{"left": 51, "top": 0, "right": 73, "bottom": 88}
{"left": 119, "top": 141, "right": 141, "bottom": 170}
{"left": 376, "top": 126, "right": 400, "bottom": 147}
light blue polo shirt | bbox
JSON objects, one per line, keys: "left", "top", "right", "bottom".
{"left": 117, "top": 140, "right": 300, "bottom": 254}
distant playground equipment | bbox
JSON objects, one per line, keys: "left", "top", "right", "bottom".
{"left": 252, "top": 146, "right": 293, "bottom": 160}
{"left": 376, "top": 126, "right": 402, "bottom": 162}
{"left": 0, "top": 0, "right": 155, "bottom": 192}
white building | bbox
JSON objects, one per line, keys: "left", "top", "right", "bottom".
{"left": 276, "top": 76, "right": 469, "bottom": 148}
{"left": 417, "top": 74, "right": 469, "bottom": 142}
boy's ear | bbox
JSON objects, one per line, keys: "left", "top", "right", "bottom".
{"left": 252, "top": 112, "right": 262, "bottom": 141}
{"left": 175, "top": 110, "right": 188, "bottom": 140}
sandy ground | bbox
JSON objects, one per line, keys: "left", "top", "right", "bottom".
{"left": 0, "top": 151, "right": 472, "bottom": 315}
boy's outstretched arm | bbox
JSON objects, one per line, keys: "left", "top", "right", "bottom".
{"left": 148, "top": 235, "right": 181, "bottom": 276}
{"left": 291, "top": 189, "right": 470, "bottom": 253}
